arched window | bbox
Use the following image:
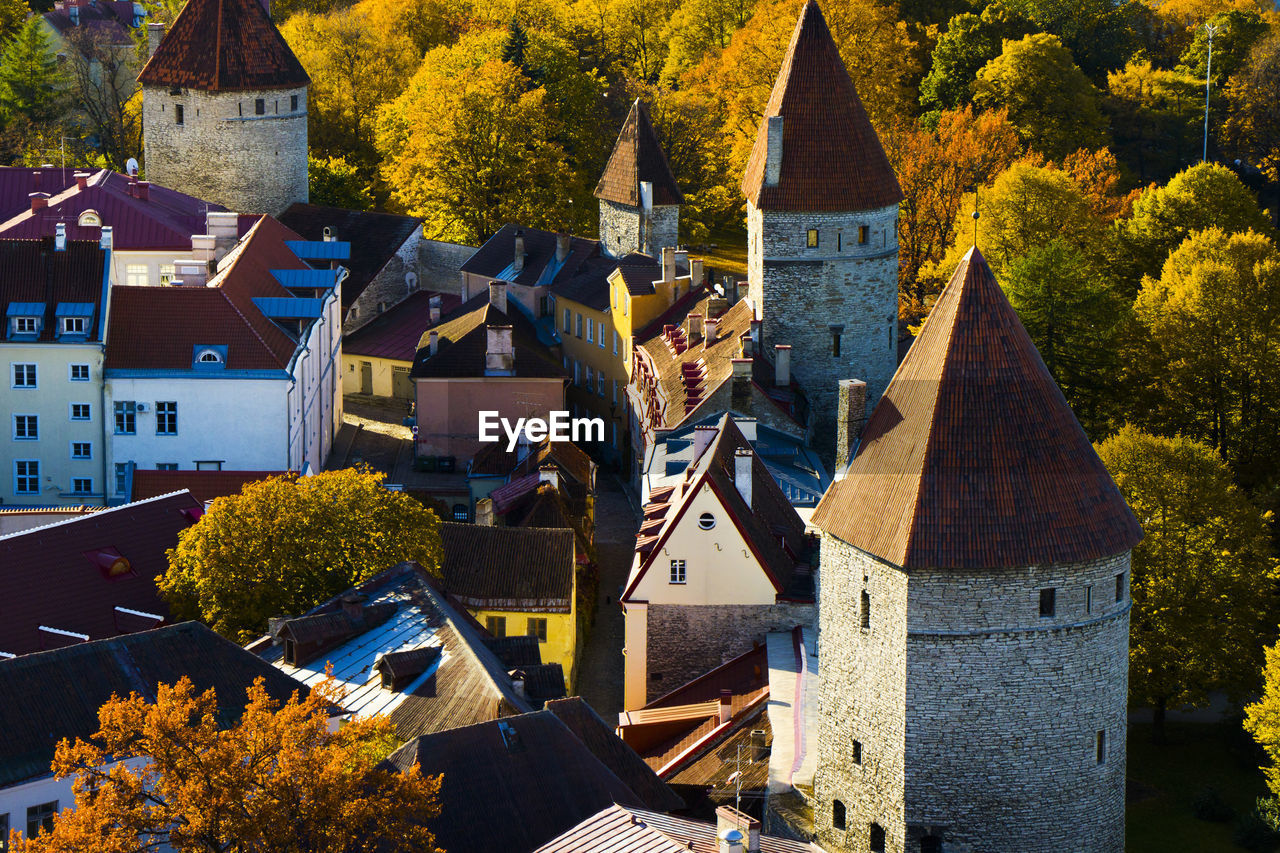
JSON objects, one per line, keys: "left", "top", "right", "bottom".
{"left": 870, "top": 824, "right": 886, "bottom": 853}
{"left": 698, "top": 512, "right": 716, "bottom": 530}
{"left": 197, "top": 350, "right": 222, "bottom": 363}
{"left": 832, "top": 800, "right": 846, "bottom": 831}
{"left": 78, "top": 209, "right": 101, "bottom": 227}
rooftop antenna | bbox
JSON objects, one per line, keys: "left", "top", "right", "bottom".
{"left": 967, "top": 184, "right": 980, "bottom": 245}
{"left": 1202, "top": 21, "right": 1220, "bottom": 163}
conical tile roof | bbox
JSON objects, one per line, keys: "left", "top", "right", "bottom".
{"left": 742, "top": 0, "right": 902, "bottom": 212}
{"left": 595, "top": 100, "right": 684, "bottom": 207}
{"left": 138, "top": 0, "right": 310, "bottom": 92}
{"left": 811, "top": 247, "right": 1141, "bottom": 570}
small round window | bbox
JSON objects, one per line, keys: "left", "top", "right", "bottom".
{"left": 698, "top": 512, "right": 716, "bottom": 530}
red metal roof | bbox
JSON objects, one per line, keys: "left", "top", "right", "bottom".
{"left": 741, "top": 0, "right": 903, "bottom": 212}
{"left": 0, "top": 492, "right": 204, "bottom": 657}
{"left": 131, "top": 470, "right": 292, "bottom": 503}
{"left": 137, "top": 0, "right": 309, "bottom": 91}
{"left": 594, "top": 100, "right": 684, "bottom": 207}
{"left": 811, "top": 248, "right": 1143, "bottom": 569}
{"left": 342, "top": 290, "right": 460, "bottom": 362}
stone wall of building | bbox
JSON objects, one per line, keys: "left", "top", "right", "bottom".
{"left": 142, "top": 84, "right": 308, "bottom": 216}
{"left": 420, "top": 238, "right": 474, "bottom": 296}
{"left": 746, "top": 202, "right": 898, "bottom": 456}
{"left": 345, "top": 229, "right": 423, "bottom": 333}
{"left": 599, "top": 199, "right": 679, "bottom": 258}
{"left": 645, "top": 601, "right": 815, "bottom": 703}
{"left": 815, "top": 533, "right": 1131, "bottom": 853}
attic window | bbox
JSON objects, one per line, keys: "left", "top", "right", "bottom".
{"left": 197, "top": 349, "right": 222, "bottom": 363}
{"left": 698, "top": 512, "right": 716, "bottom": 530}
{"left": 13, "top": 316, "right": 37, "bottom": 334}
{"left": 84, "top": 547, "right": 133, "bottom": 579}
{"left": 77, "top": 210, "right": 101, "bottom": 227}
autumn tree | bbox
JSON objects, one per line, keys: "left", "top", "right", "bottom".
{"left": 658, "top": 0, "right": 755, "bottom": 84}
{"left": 1097, "top": 425, "right": 1279, "bottom": 742}
{"left": 1103, "top": 60, "right": 1202, "bottom": 185}
{"left": 1132, "top": 228, "right": 1280, "bottom": 493}
{"left": 1246, "top": 643, "right": 1280, "bottom": 797}
{"left": 309, "top": 154, "right": 375, "bottom": 209}
{"left": 1000, "top": 0, "right": 1146, "bottom": 78}
{"left": 1222, "top": 36, "right": 1280, "bottom": 185}
{"left": 918, "top": 2, "right": 1031, "bottom": 113}
{"left": 1178, "top": 8, "right": 1269, "bottom": 84}
{"left": 972, "top": 33, "right": 1110, "bottom": 159}
{"left": 8, "top": 677, "right": 442, "bottom": 852}
{"left": 0, "top": 0, "right": 28, "bottom": 45}
{"left": 62, "top": 28, "right": 142, "bottom": 171}
{"left": 160, "top": 467, "right": 443, "bottom": 641}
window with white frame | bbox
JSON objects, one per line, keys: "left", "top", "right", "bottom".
{"left": 114, "top": 462, "right": 128, "bottom": 493}
{"left": 72, "top": 442, "right": 91, "bottom": 459}
{"left": 114, "top": 401, "right": 136, "bottom": 434}
{"left": 669, "top": 559, "right": 686, "bottom": 584}
{"left": 125, "top": 264, "right": 148, "bottom": 286}
{"left": 72, "top": 477, "right": 92, "bottom": 494}
{"left": 14, "top": 415, "right": 37, "bottom": 439}
{"left": 599, "top": 323, "right": 607, "bottom": 349}
{"left": 69, "top": 363, "right": 89, "bottom": 381}
{"left": 597, "top": 373, "right": 605, "bottom": 397}
{"left": 15, "top": 460, "right": 38, "bottom": 494}
{"left": 12, "top": 363, "right": 35, "bottom": 387}
{"left": 62, "top": 316, "right": 86, "bottom": 335}
{"left": 70, "top": 403, "right": 90, "bottom": 420}
{"left": 159, "top": 264, "right": 176, "bottom": 284}
{"left": 12, "top": 316, "right": 37, "bottom": 334}
{"left": 587, "top": 317, "right": 594, "bottom": 343}
{"left": 156, "top": 401, "right": 177, "bottom": 435}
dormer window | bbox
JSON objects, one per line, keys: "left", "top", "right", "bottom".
{"left": 192, "top": 345, "right": 228, "bottom": 369}
{"left": 62, "top": 316, "right": 85, "bottom": 335}
{"left": 198, "top": 350, "right": 221, "bottom": 363}
{"left": 77, "top": 209, "right": 101, "bottom": 227}
{"left": 13, "top": 316, "right": 36, "bottom": 334}
{"left": 55, "top": 303, "right": 94, "bottom": 339}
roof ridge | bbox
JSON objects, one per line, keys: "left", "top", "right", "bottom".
{"left": 0, "top": 490, "right": 197, "bottom": 542}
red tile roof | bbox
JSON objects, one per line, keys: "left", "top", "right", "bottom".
{"left": 342, "top": 290, "right": 460, "bottom": 361}
{"left": 137, "top": 0, "right": 309, "bottom": 91}
{"left": 812, "top": 248, "right": 1143, "bottom": 569}
{"left": 131, "top": 470, "right": 292, "bottom": 503}
{"left": 0, "top": 492, "right": 204, "bottom": 657}
{"left": 594, "top": 100, "right": 684, "bottom": 207}
{"left": 0, "top": 238, "right": 107, "bottom": 341}
{"left": 741, "top": 0, "right": 903, "bottom": 212}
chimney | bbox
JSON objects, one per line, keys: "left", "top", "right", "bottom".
{"left": 734, "top": 448, "right": 753, "bottom": 508}
{"left": 475, "top": 497, "right": 495, "bottom": 526}
{"left": 429, "top": 294, "right": 442, "bottom": 325}
{"left": 708, "top": 295, "right": 728, "bottom": 317}
{"left": 134, "top": 181, "right": 150, "bottom": 201}
{"left": 340, "top": 592, "right": 366, "bottom": 622}
{"left": 740, "top": 332, "right": 753, "bottom": 358}
{"left": 764, "top": 116, "right": 783, "bottom": 187}
{"left": 29, "top": 192, "right": 48, "bottom": 211}
{"left": 73, "top": 171, "right": 90, "bottom": 190}
{"left": 716, "top": 807, "right": 761, "bottom": 853}
{"left": 513, "top": 231, "right": 525, "bottom": 273}
{"left": 687, "top": 312, "right": 703, "bottom": 345}
{"left": 691, "top": 257, "right": 704, "bottom": 287}
{"left": 750, "top": 319, "right": 761, "bottom": 348}
{"left": 54, "top": 222, "right": 66, "bottom": 251}
{"left": 539, "top": 465, "right": 559, "bottom": 491}
{"left": 146, "top": 21, "right": 164, "bottom": 56}
{"left": 489, "top": 281, "right": 508, "bottom": 314}
{"left": 693, "top": 424, "right": 716, "bottom": 460}
{"left": 511, "top": 677, "right": 526, "bottom": 700}
{"left": 174, "top": 258, "right": 208, "bottom": 286}
{"left": 191, "top": 234, "right": 217, "bottom": 263}
{"left": 750, "top": 729, "right": 768, "bottom": 762}
{"left": 836, "top": 378, "right": 868, "bottom": 472}
{"left": 731, "top": 358, "right": 752, "bottom": 413}
{"left": 322, "top": 226, "right": 336, "bottom": 242}
{"left": 718, "top": 829, "right": 745, "bottom": 853}
{"left": 662, "top": 246, "right": 675, "bottom": 284}
{"left": 206, "top": 211, "right": 239, "bottom": 257}
{"left": 99, "top": 225, "right": 112, "bottom": 250}
{"left": 704, "top": 317, "right": 719, "bottom": 345}
{"left": 555, "top": 232, "right": 570, "bottom": 262}
{"left": 774, "top": 344, "right": 791, "bottom": 386}
{"left": 719, "top": 688, "right": 733, "bottom": 725}
{"left": 726, "top": 277, "right": 739, "bottom": 305}
{"left": 428, "top": 330, "right": 439, "bottom": 356}
{"left": 485, "top": 325, "right": 514, "bottom": 375}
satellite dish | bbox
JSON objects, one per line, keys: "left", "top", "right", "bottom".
{"left": 125, "top": 158, "right": 139, "bottom": 177}
{"left": 405, "top": 271, "right": 419, "bottom": 292}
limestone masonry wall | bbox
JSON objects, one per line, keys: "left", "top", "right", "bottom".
{"left": 599, "top": 199, "right": 678, "bottom": 257}
{"left": 143, "top": 85, "right": 308, "bottom": 216}
{"left": 645, "top": 601, "right": 815, "bottom": 704}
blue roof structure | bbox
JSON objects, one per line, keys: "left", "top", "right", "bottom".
{"left": 252, "top": 297, "right": 326, "bottom": 319}
{"left": 285, "top": 240, "right": 351, "bottom": 261}
{"left": 271, "top": 269, "right": 336, "bottom": 290}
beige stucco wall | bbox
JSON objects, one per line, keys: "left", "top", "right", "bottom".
{"left": 413, "top": 376, "right": 565, "bottom": 463}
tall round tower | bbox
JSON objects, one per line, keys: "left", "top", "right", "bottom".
{"left": 137, "top": 0, "right": 309, "bottom": 216}
{"left": 810, "top": 248, "right": 1143, "bottom": 853}
{"left": 742, "top": 1, "right": 903, "bottom": 448}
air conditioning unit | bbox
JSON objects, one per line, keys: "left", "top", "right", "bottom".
{"left": 135, "top": 402, "right": 148, "bottom": 413}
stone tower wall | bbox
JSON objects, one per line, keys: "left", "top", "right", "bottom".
{"left": 598, "top": 199, "right": 678, "bottom": 257}
{"left": 815, "top": 533, "right": 1131, "bottom": 853}
{"left": 747, "top": 201, "right": 898, "bottom": 449}
{"left": 142, "top": 85, "right": 308, "bottom": 216}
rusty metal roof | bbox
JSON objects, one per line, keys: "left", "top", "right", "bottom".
{"left": 811, "top": 247, "right": 1142, "bottom": 569}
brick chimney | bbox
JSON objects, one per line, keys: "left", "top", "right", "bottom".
{"left": 174, "top": 258, "right": 208, "bottom": 286}
{"left": 485, "top": 325, "right": 514, "bottom": 376}
{"left": 206, "top": 211, "right": 239, "bottom": 258}
{"left": 475, "top": 497, "right": 494, "bottom": 526}
{"left": 691, "top": 257, "right": 704, "bottom": 287}
{"left": 730, "top": 359, "right": 752, "bottom": 413}
{"left": 340, "top": 592, "right": 366, "bottom": 622}
{"left": 734, "top": 448, "right": 753, "bottom": 509}
{"left": 429, "top": 294, "right": 442, "bottom": 325}
{"left": 687, "top": 312, "right": 703, "bottom": 345}
{"left": 764, "top": 116, "right": 783, "bottom": 187}
{"left": 146, "top": 21, "right": 164, "bottom": 56}
{"left": 774, "top": 344, "right": 791, "bottom": 386}
{"left": 719, "top": 688, "right": 733, "bottom": 724}
{"left": 428, "top": 330, "right": 438, "bottom": 356}
{"left": 29, "top": 192, "right": 48, "bottom": 211}
{"left": 704, "top": 317, "right": 719, "bottom": 345}
{"left": 73, "top": 171, "right": 90, "bottom": 190}
{"left": 716, "top": 807, "right": 761, "bottom": 853}
{"left": 539, "top": 465, "right": 559, "bottom": 491}
{"left": 133, "top": 181, "right": 150, "bottom": 201}
{"left": 836, "top": 378, "right": 867, "bottom": 472}
{"left": 191, "top": 234, "right": 217, "bottom": 263}
{"left": 489, "top": 281, "right": 508, "bottom": 314}
{"left": 555, "top": 232, "right": 570, "bottom": 263}
{"left": 693, "top": 424, "right": 717, "bottom": 460}
{"left": 740, "top": 332, "right": 754, "bottom": 358}
{"left": 513, "top": 231, "right": 525, "bottom": 274}
{"left": 662, "top": 246, "right": 676, "bottom": 284}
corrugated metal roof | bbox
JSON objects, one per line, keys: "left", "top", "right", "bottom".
{"left": 270, "top": 268, "right": 336, "bottom": 290}
{"left": 535, "top": 804, "right": 819, "bottom": 853}
{"left": 252, "top": 296, "right": 325, "bottom": 318}
{"left": 285, "top": 239, "right": 351, "bottom": 260}
{"left": 55, "top": 302, "right": 96, "bottom": 316}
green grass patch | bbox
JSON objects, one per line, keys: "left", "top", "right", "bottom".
{"left": 1128, "top": 720, "right": 1271, "bottom": 852}
{"left": 693, "top": 228, "right": 748, "bottom": 277}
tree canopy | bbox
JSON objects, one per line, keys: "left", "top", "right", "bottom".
{"left": 1223, "top": 36, "right": 1280, "bottom": 184}
{"left": 159, "top": 467, "right": 444, "bottom": 641}
{"left": 8, "top": 677, "right": 442, "bottom": 853}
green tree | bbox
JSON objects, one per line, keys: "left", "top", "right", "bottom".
{"left": 972, "top": 33, "right": 1109, "bottom": 159}
{"left": 309, "top": 154, "right": 375, "bottom": 209}
{"left": 1003, "top": 238, "right": 1128, "bottom": 435}
{"left": 1178, "top": 8, "right": 1269, "bottom": 84}
{"left": 8, "top": 677, "right": 442, "bottom": 852}
{"left": 1103, "top": 60, "right": 1202, "bottom": 185}
{"left": 1097, "top": 425, "right": 1279, "bottom": 742}
{"left": 999, "top": 0, "right": 1145, "bottom": 78}
{"left": 1132, "top": 228, "right": 1280, "bottom": 494}
{"left": 1115, "top": 162, "right": 1271, "bottom": 291}
{"left": 658, "top": 0, "right": 755, "bottom": 84}
{"left": 159, "top": 468, "right": 443, "bottom": 641}
{"left": 1222, "top": 36, "right": 1280, "bottom": 185}
{"left": 919, "top": 2, "right": 1031, "bottom": 113}
{"left": 501, "top": 16, "right": 531, "bottom": 72}
{"left": 0, "top": 0, "right": 28, "bottom": 44}
{"left": 0, "top": 18, "right": 67, "bottom": 125}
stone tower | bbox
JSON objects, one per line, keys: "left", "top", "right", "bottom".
{"left": 742, "top": 1, "right": 902, "bottom": 446}
{"left": 594, "top": 99, "right": 683, "bottom": 258}
{"left": 137, "top": 0, "right": 309, "bottom": 216}
{"left": 808, "top": 247, "right": 1143, "bottom": 853}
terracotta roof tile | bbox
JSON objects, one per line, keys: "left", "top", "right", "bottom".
{"left": 742, "top": 0, "right": 903, "bottom": 212}
{"left": 137, "top": 0, "right": 309, "bottom": 91}
{"left": 0, "top": 238, "right": 107, "bottom": 342}
{"left": 595, "top": 100, "right": 684, "bottom": 207}
{"left": 811, "top": 248, "right": 1143, "bottom": 569}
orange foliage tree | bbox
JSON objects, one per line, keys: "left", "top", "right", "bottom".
{"left": 8, "top": 678, "right": 442, "bottom": 853}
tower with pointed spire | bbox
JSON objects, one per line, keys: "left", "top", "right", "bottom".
{"left": 742, "top": 0, "right": 902, "bottom": 448}
{"left": 808, "top": 247, "right": 1141, "bottom": 853}
{"left": 595, "top": 99, "right": 684, "bottom": 258}
{"left": 137, "top": 0, "right": 310, "bottom": 215}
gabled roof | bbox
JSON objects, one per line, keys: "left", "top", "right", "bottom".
{"left": 342, "top": 290, "right": 461, "bottom": 362}
{"left": 812, "top": 248, "right": 1143, "bottom": 569}
{"left": 741, "top": 0, "right": 902, "bottom": 212}
{"left": 536, "top": 805, "right": 818, "bottom": 853}
{"left": 137, "top": 0, "right": 310, "bottom": 91}
{"left": 0, "top": 491, "right": 205, "bottom": 657}
{"left": 278, "top": 204, "right": 422, "bottom": 309}
{"left": 0, "top": 238, "right": 107, "bottom": 342}
{"left": 384, "top": 710, "right": 648, "bottom": 853}
{"left": 594, "top": 99, "right": 684, "bottom": 208}
{"left": 0, "top": 622, "right": 309, "bottom": 789}
{"left": 43, "top": 1, "right": 137, "bottom": 43}
{"left": 131, "top": 469, "right": 291, "bottom": 504}
{"left": 408, "top": 293, "right": 565, "bottom": 380}
{"left": 462, "top": 224, "right": 605, "bottom": 289}
{"left": 439, "top": 523, "right": 574, "bottom": 611}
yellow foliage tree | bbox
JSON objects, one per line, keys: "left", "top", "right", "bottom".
{"left": 1246, "top": 643, "right": 1280, "bottom": 797}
